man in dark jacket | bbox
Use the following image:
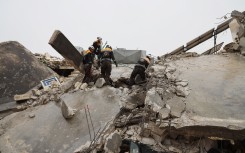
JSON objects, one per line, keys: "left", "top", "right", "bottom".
{"left": 82, "top": 46, "right": 95, "bottom": 83}
{"left": 99, "top": 45, "right": 118, "bottom": 85}
{"left": 128, "top": 56, "right": 151, "bottom": 85}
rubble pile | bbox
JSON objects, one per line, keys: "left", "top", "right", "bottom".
{"left": 34, "top": 53, "right": 72, "bottom": 69}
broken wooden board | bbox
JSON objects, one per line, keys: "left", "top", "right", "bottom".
{"left": 48, "top": 30, "right": 84, "bottom": 73}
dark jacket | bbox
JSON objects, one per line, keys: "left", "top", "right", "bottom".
{"left": 100, "top": 47, "right": 116, "bottom": 62}
{"left": 82, "top": 50, "right": 94, "bottom": 64}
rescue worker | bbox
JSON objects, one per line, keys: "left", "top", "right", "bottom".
{"left": 128, "top": 56, "right": 151, "bottom": 85}
{"left": 92, "top": 37, "right": 102, "bottom": 56}
{"left": 82, "top": 46, "right": 95, "bottom": 83}
{"left": 99, "top": 45, "right": 118, "bottom": 85}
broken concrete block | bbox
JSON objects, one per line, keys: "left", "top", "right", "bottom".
{"left": 14, "top": 92, "right": 32, "bottom": 101}
{"left": 32, "top": 89, "right": 42, "bottom": 96}
{"left": 158, "top": 108, "right": 170, "bottom": 119}
{"left": 74, "top": 82, "right": 82, "bottom": 90}
{"left": 141, "top": 137, "right": 156, "bottom": 146}
{"left": 80, "top": 83, "right": 88, "bottom": 90}
{"left": 166, "top": 96, "right": 185, "bottom": 118}
{"left": 175, "top": 81, "right": 188, "bottom": 87}
{"left": 29, "top": 113, "right": 35, "bottom": 118}
{"left": 168, "top": 146, "right": 182, "bottom": 153}
{"left": 61, "top": 100, "right": 76, "bottom": 119}
{"left": 175, "top": 85, "right": 189, "bottom": 97}
{"left": 145, "top": 87, "right": 164, "bottom": 111}
{"left": 104, "top": 132, "right": 122, "bottom": 153}
{"left": 165, "top": 66, "right": 176, "bottom": 74}
{"left": 126, "top": 129, "right": 135, "bottom": 136}
{"left": 95, "top": 78, "right": 105, "bottom": 88}
{"left": 166, "top": 72, "right": 176, "bottom": 82}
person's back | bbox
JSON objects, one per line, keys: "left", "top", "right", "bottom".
{"left": 128, "top": 56, "right": 151, "bottom": 85}
{"left": 100, "top": 45, "right": 117, "bottom": 85}
{"left": 82, "top": 46, "right": 95, "bottom": 83}
{"left": 83, "top": 49, "right": 93, "bottom": 64}
{"left": 137, "top": 56, "right": 150, "bottom": 68}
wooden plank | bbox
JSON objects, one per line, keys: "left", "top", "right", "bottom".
{"left": 48, "top": 30, "right": 84, "bottom": 73}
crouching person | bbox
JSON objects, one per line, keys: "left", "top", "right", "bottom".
{"left": 128, "top": 56, "right": 151, "bottom": 85}
{"left": 100, "top": 45, "right": 118, "bottom": 85}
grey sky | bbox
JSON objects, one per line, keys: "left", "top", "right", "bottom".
{"left": 0, "top": 0, "right": 244, "bottom": 57}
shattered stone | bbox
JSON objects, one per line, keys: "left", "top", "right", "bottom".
{"left": 140, "top": 137, "right": 156, "bottom": 146}
{"left": 166, "top": 72, "right": 176, "bottom": 82}
{"left": 32, "top": 89, "right": 42, "bottom": 96}
{"left": 29, "top": 113, "right": 35, "bottom": 118}
{"left": 14, "top": 92, "right": 32, "bottom": 101}
{"left": 95, "top": 78, "right": 105, "bottom": 88}
{"left": 168, "top": 146, "right": 182, "bottom": 153}
{"left": 145, "top": 87, "right": 164, "bottom": 111}
{"left": 61, "top": 100, "right": 76, "bottom": 119}
{"left": 158, "top": 108, "right": 170, "bottom": 119}
{"left": 165, "top": 66, "right": 176, "bottom": 74}
{"left": 175, "top": 85, "right": 189, "bottom": 97}
{"left": 104, "top": 132, "right": 122, "bottom": 153}
{"left": 80, "top": 83, "right": 88, "bottom": 90}
{"left": 39, "top": 95, "right": 49, "bottom": 105}
{"left": 126, "top": 129, "right": 135, "bottom": 136}
{"left": 31, "top": 95, "right": 38, "bottom": 100}
{"left": 175, "top": 81, "right": 188, "bottom": 87}
{"left": 166, "top": 96, "right": 185, "bottom": 118}
{"left": 74, "top": 82, "right": 82, "bottom": 90}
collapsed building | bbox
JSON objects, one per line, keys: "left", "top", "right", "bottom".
{"left": 0, "top": 10, "right": 245, "bottom": 153}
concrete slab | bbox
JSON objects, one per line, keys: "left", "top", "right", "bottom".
{"left": 170, "top": 54, "right": 245, "bottom": 139}
{"left": 0, "top": 41, "right": 54, "bottom": 104}
{"left": 0, "top": 86, "right": 121, "bottom": 153}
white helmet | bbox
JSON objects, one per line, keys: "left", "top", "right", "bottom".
{"left": 89, "top": 46, "right": 94, "bottom": 50}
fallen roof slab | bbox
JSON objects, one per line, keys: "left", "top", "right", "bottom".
{"left": 0, "top": 86, "right": 121, "bottom": 153}
{"left": 170, "top": 54, "right": 245, "bottom": 139}
{"left": 0, "top": 41, "right": 54, "bottom": 104}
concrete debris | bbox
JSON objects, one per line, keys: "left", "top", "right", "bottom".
{"left": 175, "top": 85, "right": 189, "bottom": 97}
{"left": 145, "top": 87, "right": 164, "bottom": 111}
{"left": 80, "top": 83, "right": 88, "bottom": 90}
{"left": 61, "top": 100, "right": 76, "bottom": 119}
{"left": 104, "top": 132, "right": 122, "bottom": 153}
{"left": 14, "top": 92, "right": 32, "bottom": 101}
{"left": 158, "top": 108, "right": 170, "bottom": 119}
{"left": 74, "top": 82, "right": 82, "bottom": 90}
{"left": 166, "top": 96, "right": 185, "bottom": 118}
{"left": 140, "top": 137, "right": 156, "bottom": 146}
{"left": 95, "top": 78, "right": 105, "bottom": 88}
{"left": 29, "top": 113, "right": 35, "bottom": 118}
{"left": 168, "top": 146, "right": 182, "bottom": 153}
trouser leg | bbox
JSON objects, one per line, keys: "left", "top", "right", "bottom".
{"left": 129, "top": 66, "right": 139, "bottom": 85}
{"left": 83, "top": 64, "right": 92, "bottom": 83}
